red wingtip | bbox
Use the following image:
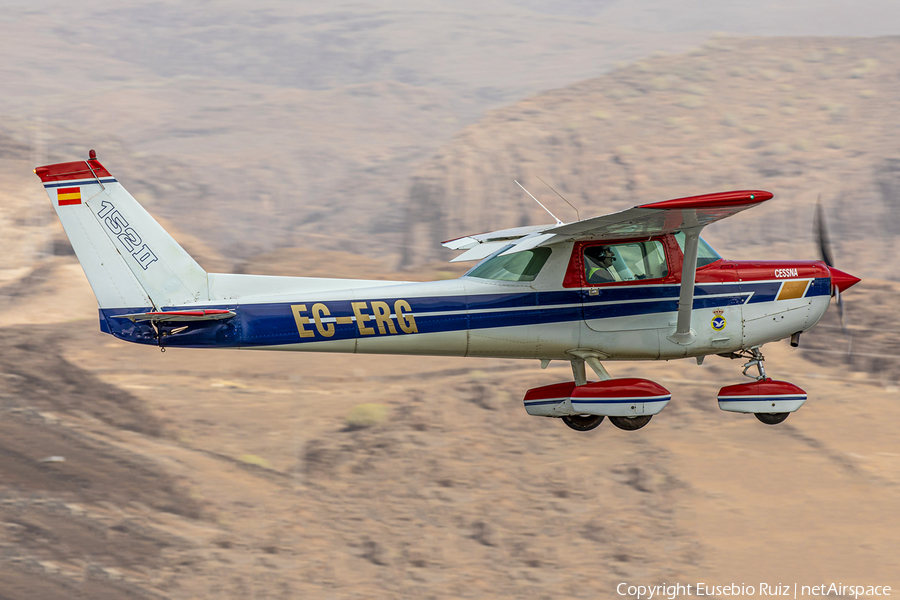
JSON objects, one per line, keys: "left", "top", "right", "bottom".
{"left": 639, "top": 190, "right": 773, "bottom": 210}
{"left": 828, "top": 267, "right": 860, "bottom": 293}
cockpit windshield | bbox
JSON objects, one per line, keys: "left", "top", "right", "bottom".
{"left": 674, "top": 232, "right": 722, "bottom": 268}
{"left": 466, "top": 247, "right": 552, "bottom": 282}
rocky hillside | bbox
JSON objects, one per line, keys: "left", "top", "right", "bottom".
{"left": 404, "top": 36, "right": 900, "bottom": 280}
{"left": 0, "top": 0, "right": 707, "bottom": 275}
{"left": 5, "top": 34, "right": 899, "bottom": 281}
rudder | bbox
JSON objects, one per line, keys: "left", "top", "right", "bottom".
{"left": 35, "top": 151, "right": 208, "bottom": 309}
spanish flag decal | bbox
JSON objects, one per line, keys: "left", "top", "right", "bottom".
{"left": 57, "top": 187, "right": 82, "bottom": 206}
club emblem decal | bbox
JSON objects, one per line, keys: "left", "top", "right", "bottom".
{"left": 711, "top": 308, "right": 727, "bottom": 331}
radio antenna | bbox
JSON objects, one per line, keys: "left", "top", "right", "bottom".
{"left": 515, "top": 180, "right": 563, "bottom": 225}
{"left": 536, "top": 175, "right": 580, "bottom": 222}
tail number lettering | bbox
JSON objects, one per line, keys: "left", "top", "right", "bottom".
{"left": 98, "top": 200, "right": 158, "bottom": 270}
{"left": 291, "top": 300, "right": 418, "bottom": 339}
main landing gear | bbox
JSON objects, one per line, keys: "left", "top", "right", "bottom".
{"left": 522, "top": 355, "right": 671, "bottom": 433}
{"left": 559, "top": 414, "right": 654, "bottom": 432}
{"left": 562, "top": 415, "right": 604, "bottom": 431}
{"left": 608, "top": 415, "right": 653, "bottom": 431}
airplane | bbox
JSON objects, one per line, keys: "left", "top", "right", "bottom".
{"left": 34, "top": 151, "right": 860, "bottom": 432}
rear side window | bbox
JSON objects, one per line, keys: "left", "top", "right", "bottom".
{"left": 467, "top": 247, "right": 552, "bottom": 282}
{"left": 584, "top": 241, "right": 668, "bottom": 284}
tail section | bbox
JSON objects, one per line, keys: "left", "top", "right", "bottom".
{"left": 35, "top": 151, "right": 208, "bottom": 309}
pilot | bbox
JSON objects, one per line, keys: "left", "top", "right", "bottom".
{"left": 585, "top": 246, "right": 618, "bottom": 283}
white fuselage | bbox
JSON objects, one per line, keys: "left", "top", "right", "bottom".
{"left": 105, "top": 241, "right": 832, "bottom": 361}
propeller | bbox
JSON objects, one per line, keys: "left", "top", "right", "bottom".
{"left": 814, "top": 197, "right": 846, "bottom": 334}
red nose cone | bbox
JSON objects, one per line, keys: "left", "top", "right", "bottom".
{"left": 828, "top": 267, "right": 860, "bottom": 293}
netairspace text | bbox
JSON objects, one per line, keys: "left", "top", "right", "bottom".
{"left": 617, "top": 582, "right": 892, "bottom": 599}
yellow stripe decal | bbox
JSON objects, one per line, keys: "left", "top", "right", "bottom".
{"left": 777, "top": 280, "right": 810, "bottom": 301}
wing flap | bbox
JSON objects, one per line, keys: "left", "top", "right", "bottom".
{"left": 443, "top": 236, "right": 480, "bottom": 251}
{"left": 442, "top": 224, "right": 551, "bottom": 250}
{"left": 498, "top": 233, "right": 557, "bottom": 256}
{"left": 448, "top": 240, "right": 512, "bottom": 263}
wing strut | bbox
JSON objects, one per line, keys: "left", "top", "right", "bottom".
{"left": 668, "top": 227, "right": 701, "bottom": 345}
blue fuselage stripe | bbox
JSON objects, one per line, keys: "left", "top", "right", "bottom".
{"left": 99, "top": 278, "right": 831, "bottom": 348}
{"left": 43, "top": 178, "right": 118, "bottom": 188}
{"left": 572, "top": 397, "right": 671, "bottom": 404}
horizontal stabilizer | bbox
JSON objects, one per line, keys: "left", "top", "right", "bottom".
{"left": 111, "top": 309, "right": 236, "bottom": 323}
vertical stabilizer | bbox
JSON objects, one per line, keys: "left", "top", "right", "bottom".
{"left": 35, "top": 153, "right": 208, "bottom": 309}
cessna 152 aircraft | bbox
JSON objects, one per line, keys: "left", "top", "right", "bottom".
{"left": 35, "top": 151, "right": 859, "bottom": 432}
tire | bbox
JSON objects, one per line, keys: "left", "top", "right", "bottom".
{"left": 562, "top": 414, "right": 604, "bottom": 431}
{"left": 608, "top": 415, "right": 652, "bottom": 431}
{"left": 755, "top": 412, "right": 789, "bottom": 425}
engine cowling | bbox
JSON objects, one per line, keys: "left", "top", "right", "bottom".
{"left": 717, "top": 379, "right": 807, "bottom": 414}
{"left": 524, "top": 378, "right": 671, "bottom": 418}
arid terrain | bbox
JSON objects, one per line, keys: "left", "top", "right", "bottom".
{"left": 0, "top": 252, "right": 898, "bottom": 599}
{"left": 2, "top": 3, "right": 900, "bottom": 598}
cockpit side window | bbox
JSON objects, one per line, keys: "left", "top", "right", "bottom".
{"left": 584, "top": 240, "right": 668, "bottom": 284}
{"left": 466, "top": 247, "right": 552, "bottom": 282}
{"left": 674, "top": 232, "right": 722, "bottom": 268}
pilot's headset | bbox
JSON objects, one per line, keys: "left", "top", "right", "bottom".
{"left": 595, "top": 246, "right": 617, "bottom": 269}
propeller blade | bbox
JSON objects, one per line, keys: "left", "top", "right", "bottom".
{"left": 813, "top": 199, "right": 853, "bottom": 354}
{"left": 835, "top": 286, "right": 853, "bottom": 357}
{"left": 814, "top": 197, "right": 835, "bottom": 268}
{"left": 835, "top": 285, "right": 844, "bottom": 334}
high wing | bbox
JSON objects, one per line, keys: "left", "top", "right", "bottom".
{"left": 444, "top": 189, "right": 775, "bottom": 346}
{"left": 442, "top": 190, "right": 773, "bottom": 260}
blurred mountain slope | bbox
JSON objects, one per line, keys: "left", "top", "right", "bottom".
{"left": 404, "top": 36, "right": 900, "bottom": 281}
{"left": 0, "top": 1, "right": 704, "bottom": 268}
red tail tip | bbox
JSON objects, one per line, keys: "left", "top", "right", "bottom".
{"left": 828, "top": 267, "right": 860, "bottom": 293}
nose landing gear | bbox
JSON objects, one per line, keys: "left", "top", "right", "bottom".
{"left": 741, "top": 347, "right": 767, "bottom": 381}
{"left": 717, "top": 347, "right": 807, "bottom": 424}
{"left": 755, "top": 412, "right": 789, "bottom": 425}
